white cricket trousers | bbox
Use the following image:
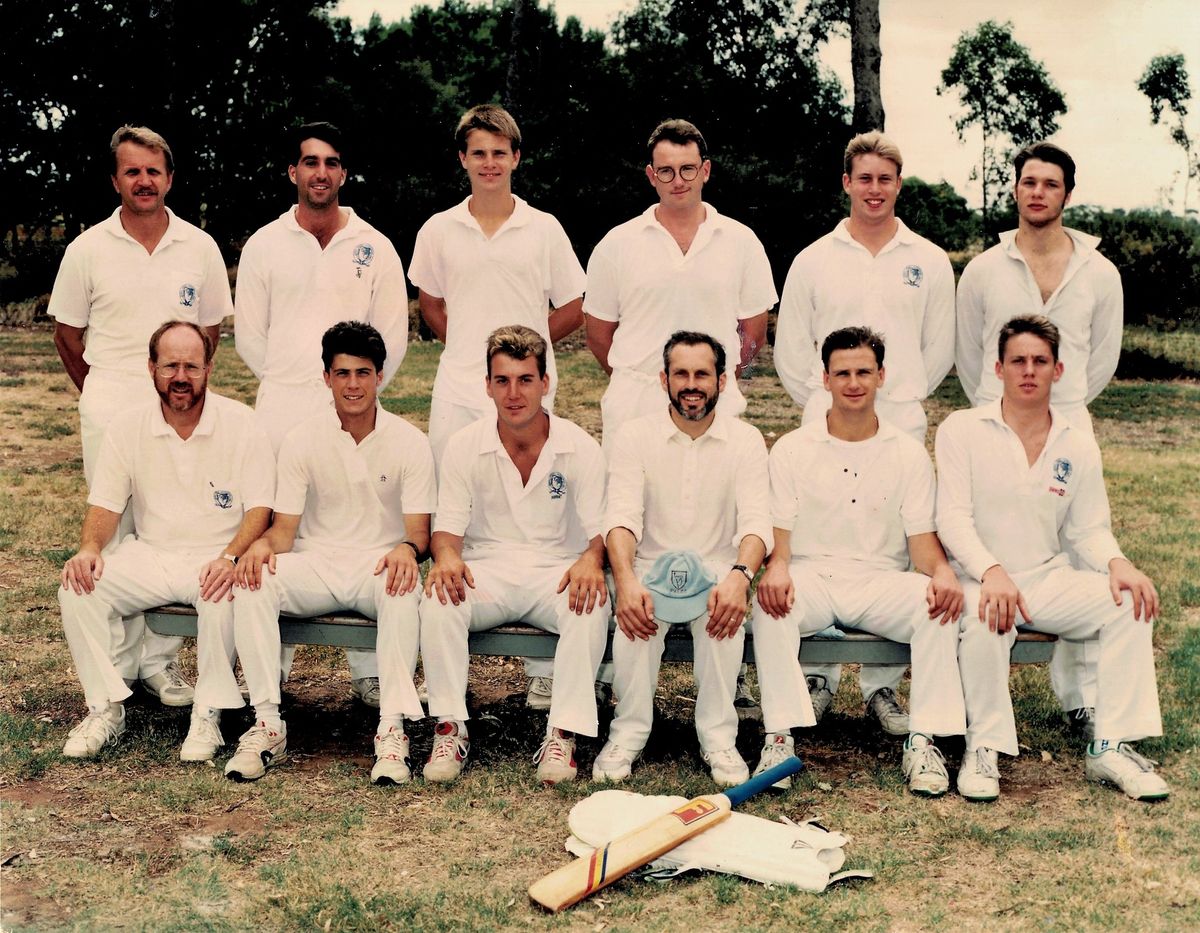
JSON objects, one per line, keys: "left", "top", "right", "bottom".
{"left": 58, "top": 538, "right": 243, "bottom": 711}
{"left": 419, "top": 560, "right": 608, "bottom": 736}
{"left": 78, "top": 370, "right": 183, "bottom": 680}
{"left": 752, "top": 562, "right": 966, "bottom": 736}
{"left": 232, "top": 551, "right": 424, "bottom": 720}
{"left": 958, "top": 562, "right": 1162, "bottom": 756}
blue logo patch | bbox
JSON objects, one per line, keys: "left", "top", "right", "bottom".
{"left": 352, "top": 243, "right": 374, "bottom": 278}
{"left": 212, "top": 489, "right": 233, "bottom": 509}
{"left": 547, "top": 471, "right": 566, "bottom": 499}
{"left": 178, "top": 284, "right": 197, "bottom": 307}
{"left": 1052, "top": 458, "right": 1072, "bottom": 484}
{"left": 902, "top": 265, "right": 923, "bottom": 287}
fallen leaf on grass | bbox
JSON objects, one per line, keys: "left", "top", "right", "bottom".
{"left": 817, "top": 782, "right": 833, "bottom": 792}
{"left": 1040, "top": 751, "right": 1053, "bottom": 762}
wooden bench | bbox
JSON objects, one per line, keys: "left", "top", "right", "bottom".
{"left": 143, "top": 604, "right": 1058, "bottom": 664}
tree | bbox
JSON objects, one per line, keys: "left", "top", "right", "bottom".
{"left": 849, "top": 0, "right": 883, "bottom": 131}
{"left": 937, "top": 20, "right": 1066, "bottom": 240}
{"left": 1137, "top": 53, "right": 1197, "bottom": 216}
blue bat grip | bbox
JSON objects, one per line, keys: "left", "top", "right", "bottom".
{"left": 722, "top": 755, "right": 804, "bottom": 807}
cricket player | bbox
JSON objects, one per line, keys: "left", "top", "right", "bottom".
{"left": 938, "top": 314, "right": 1167, "bottom": 802}
{"left": 57, "top": 321, "right": 273, "bottom": 760}
{"left": 226, "top": 321, "right": 435, "bottom": 784}
{"left": 418, "top": 325, "right": 609, "bottom": 785}
{"left": 598, "top": 330, "right": 772, "bottom": 787}
{"left": 751, "top": 327, "right": 966, "bottom": 795}
{"left": 234, "top": 121, "right": 409, "bottom": 706}
{"left": 772, "top": 131, "right": 956, "bottom": 731}
{"left": 956, "top": 142, "right": 1123, "bottom": 736}
{"left": 49, "top": 125, "right": 236, "bottom": 706}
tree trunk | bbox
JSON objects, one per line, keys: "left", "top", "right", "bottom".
{"left": 850, "top": 0, "right": 884, "bottom": 132}
{"left": 505, "top": 0, "right": 527, "bottom": 117}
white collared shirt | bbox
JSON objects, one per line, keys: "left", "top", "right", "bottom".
{"left": 774, "top": 218, "right": 955, "bottom": 409}
{"left": 408, "top": 195, "right": 585, "bottom": 411}
{"left": 434, "top": 413, "right": 606, "bottom": 562}
{"left": 234, "top": 207, "right": 408, "bottom": 388}
{"left": 88, "top": 392, "right": 275, "bottom": 552}
{"left": 956, "top": 227, "right": 1123, "bottom": 410}
{"left": 275, "top": 406, "right": 436, "bottom": 554}
{"left": 770, "top": 417, "right": 936, "bottom": 571}
{"left": 604, "top": 408, "right": 772, "bottom": 566}
{"left": 48, "top": 207, "right": 233, "bottom": 376}
{"left": 934, "top": 400, "right": 1124, "bottom": 582}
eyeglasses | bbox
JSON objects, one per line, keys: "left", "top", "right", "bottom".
{"left": 652, "top": 163, "right": 704, "bottom": 184}
{"left": 154, "top": 362, "right": 206, "bottom": 378}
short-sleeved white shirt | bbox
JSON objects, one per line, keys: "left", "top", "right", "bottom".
{"left": 934, "top": 400, "right": 1124, "bottom": 582}
{"left": 774, "top": 218, "right": 955, "bottom": 409}
{"left": 48, "top": 208, "right": 233, "bottom": 375}
{"left": 408, "top": 195, "right": 585, "bottom": 411}
{"left": 770, "top": 417, "right": 936, "bottom": 571}
{"left": 88, "top": 392, "right": 274, "bottom": 552}
{"left": 234, "top": 207, "right": 408, "bottom": 388}
{"left": 604, "top": 408, "right": 772, "bottom": 567}
{"left": 275, "top": 406, "right": 436, "bottom": 554}
{"left": 434, "top": 413, "right": 606, "bottom": 563}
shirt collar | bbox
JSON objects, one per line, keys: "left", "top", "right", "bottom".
{"left": 655, "top": 404, "right": 730, "bottom": 442}
{"left": 103, "top": 206, "right": 185, "bottom": 246}
{"left": 808, "top": 411, "right": 900, "bottom": 445}
{"left": 477, "top": 409, "right": 568, "bottom": 454}
{"left": 281, "top": 206, "right": 362, "bottom": 238}
{"left": 149, "top": 390, "right": 219, "bottom": 439}
{"left": 998, "top": 226, "right": 1102, "bottom": 257}
{"left": 449, "top": 194, "right": 532, "bottom": 234}
{"left": 830, "top": 216, "right": 917, "bottom": 250}
{"left": 982, "top": 397, "right": 1073, "bottom": 445}
{"left": 636, "top": 202, "right": 725, "bottom": 232}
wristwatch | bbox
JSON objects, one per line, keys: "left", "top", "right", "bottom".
{"left": 732, "top": 564, "right": 753, "bottom": 584}
{"left": 221, "top": 552, "right": 239, "bottom": 565}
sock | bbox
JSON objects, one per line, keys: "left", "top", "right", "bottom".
{"left": 436, "top": 719, "right": 467, "bottom": 737}
{"left": 377, "top": 714, "right": 405, "bottom": 735}
{"left": 255, "top": 703, "right": 282, "bottom": 732}
{"left": 1089, "top": 739, "right": 1120, "bottom": 755}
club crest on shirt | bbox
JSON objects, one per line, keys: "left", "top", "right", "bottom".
{"left": 670, "top": 569, "right": 687, "bottom": 592}
{"left": 902, "top": 265, "right": 923, "bottom": 287}
{"left": 1052, "top": 458, "right": 1072, "bottom": 484}
{"left": 352, "top": 243, "right": 374, "bottom": 278}
{"left": 548, "top": 471, "right": 566, "bottom": 500}
{"left": 212, "top": 489, "right": 233, "bottom": 509}
{"left": 178, "top": 284, "right": 197, "bottom": 307}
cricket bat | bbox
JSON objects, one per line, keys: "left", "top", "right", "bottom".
{"left": 528, "top": 757, "right": 804, "bottom": 912}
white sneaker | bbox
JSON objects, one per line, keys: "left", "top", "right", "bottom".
{"left": 534, "top": 728, "right": 578, "bottom": 784}
{"left": 734, "top": 671, "right": 762, "bottom": 721}
{"left": 180, "top": 710, "right": 224, "bottom": 762}
{"left": 752, "top": 732, "right": 797, "bottom": 789}
{"left": 902, "top": 734, "right": 949, "bottom": 797}
{"left": 371, "top": 727, "right": 412, "bottom": 785}
{"left": 350, "top": 677, "right": 382, "bottom": 709}
{"left": 867, "top": 687, "right": 910, "bottom": 736}
{"left": 806, "top": 675, "right": 834, "bottom": 723}
{"left": 525, "top": 676, "right": 554, "bottom": 711}
{"left": 1085, "top": 742, "right": 1170, "bottom": 801}
{"left": 592, "top": 741, "right": 639, "bottom": 782}
{"left": 703, "top": 747, "right": 749, "bottom": 787}
{"left": 957, "top": 747, "right": 1000, "bottom": 802}
{"left": 62, "top": 708, "right": 125, "bottom": 758}
{"left": 140, "top": 662, "right": 194, "bottom": 707}
{"left": 423, "top": 721, "right": 469, "bottom": 783}
{"left": 224, "top": 722, "right": 287, "bottom": 781}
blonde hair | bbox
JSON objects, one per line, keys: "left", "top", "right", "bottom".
{"left": 843, "top": 130, "right": 902, "bottom": 176}
{"left": 486, "top": 324, "right": 547, "bottom": 377}
{"left": 110, "top": 125, "right": 174, "bottom": 174}
{"left": 456, "top": 105, "right": 522, "bottom": 154}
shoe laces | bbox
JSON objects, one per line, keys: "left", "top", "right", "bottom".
{"left": 529, "top": 676, "right": 554, "bottom": 695}
{"left": 534, "top": 731, "right": 574, "bottom": 765}
{"left": 160, "top": 662, "right": 189, "bottom": 689}
{"left": 706, "top": 747, "right": 744, "bottom": 769}
{"left": 760, "top": 737, "right": 794, "bottom": 769}
{"left": 190, "top": 714, "right": 224, "bottom": 746}
{"left": 912, "top": 742, "right": 948, "bottom": 776}
{"left": 376, "top": 729, "right": 408, "bottom": 760}
{"left": 972, "top": 747, "right": 1000, "bottom": 780}
{"left": 239, "top": 723, "right": 280, "bottom": 752}
{"left": 1114, "top": 742, "right": 1159, "bottom": 772}
{"left": 71, "top": 711, "right": 121, "bottom": 742}
{"left": 598, "top": 743, "right": 634, "bottom": 766}
{"left": 1073, "top": 707, "right": 1096, "bottom": 724}
{"left": 870, "top": 687, "right": 904, "bottom": 716}
{"left": 430, "top": 724, "right": 467, "bottom": 762}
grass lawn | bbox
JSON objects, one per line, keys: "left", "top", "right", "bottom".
{"left": 1, "top": 326, "right": 1198, "bottom": 931}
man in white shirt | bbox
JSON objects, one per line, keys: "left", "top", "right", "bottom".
{"left": 235, "top": 122, "right": 409, "bottom": 704}
{"left": 227, "top": 321, "right": 436, "bottom": 784}
{"left": 418, "top": 325, "right": 609, "bottom": 785}
{"left": 751, "top": 327, "right": 965, "bottom": 795}
{"left": 49, "top": 125, "right": 235, "bottom": 707}
{"left": 937, "top": 314, "right": 1166, "bottom": 802}
{"left": 57, "top": 321, "right": 273, "bottom": 761}
{"left": 772, "top": 131, "right": 956, "bottom": 730}
{"left": 956, "top": 143, "right": 1124, "bottom": 734}
{"left": 598, "top": 331, "right": 772, "bottom": 786}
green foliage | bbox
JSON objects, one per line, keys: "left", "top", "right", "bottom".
{"left": 1136, "top": 53, "right": 1197, "bottom": 215}
{"left": 897, "top": 176, "right": 977, "bottom": 252}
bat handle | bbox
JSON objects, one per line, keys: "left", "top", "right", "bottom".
{"left": 722, "top": 755, "right": 803, "bottom": 807}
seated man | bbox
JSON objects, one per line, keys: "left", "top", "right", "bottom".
{"left": 938, "top": 314, "right": 1166, "bottom": 801}
{"left": 58, "top": 321, "right": 273, "bottom": 760}
{"left": 598, "top": 330, "right": 771, "bottom": 786}
{"left": 228, "top": 321, "right": 435, "bottom": 784}
{"left": 751, "top": 326, "right": 965, "bottom": 794}
{"left": 419, "top": 325, "right": 609, "bottom": 785}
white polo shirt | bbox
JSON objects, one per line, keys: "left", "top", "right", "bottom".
{"left": 48, "top": 208, "right": 232, "bottom": 376}
{"left": 275, "top": 406, "right": 436, "bottom": 554}
{"left": 585, "top": 204, "right": 777, "bottom": 413}
{"left": 88, "top": 392, "right": 274, "bottom": 552}
{"left": 770, "top": 417, "right": 936, "bottom": 572}
{"left": 408, "top": 195, "right": 585, "bottom": 411}
{"left": 774, "top": 218, "right": 954, "bottom": 409}
{"left": 956, "top": 228, "right": 1123, "bottom": 410}
{"left": 604, "top": 408, "right": 772, "bottom": 567}
{"left": 434, "top": 413, "right": 606, "bottom": 563}
{"left": 234, "top": 207, "right": 408, "bottom": 388}
{"left": 934, "top": 400, "right": 1124, "bottom": 582}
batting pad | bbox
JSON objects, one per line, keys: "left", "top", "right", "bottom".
{"left": 564, "top": 790, "right": 871, "bottom": 891}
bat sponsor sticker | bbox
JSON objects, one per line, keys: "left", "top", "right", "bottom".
{"left": 670, "top": 798, "right": 719, "bottom": 826}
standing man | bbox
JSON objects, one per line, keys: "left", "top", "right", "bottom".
{"left": 751, "top": 327, "right": 965, "bottom": 796}
{"left": 418, "top": 325, "right": 609, "bottom": 785}
{"left": 49, "top": 125, "right": 235, "bottom": 707}
{"left": 772, "top": 131, "right": 956, "bottom": 730}
{"left": 956, "top": 143, "right": 1124, "bottom": 734}
{"left": 235, "top": 121, "right": 410, "bottom": 705}
{"left": 939, "top": 315, "right": 1166, "bottom": 802}
{"left": 227, "top": 322, "right": 435, "bottom": 784}
{"left": 57, "top": 322, "right": 273, "bottom": 760}
{"left": 598, "top": 331, "right": 771, "bottom": 786}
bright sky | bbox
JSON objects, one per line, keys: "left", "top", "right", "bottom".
{"left": 336, "top": 0, "right": 1200, "bottom": 211}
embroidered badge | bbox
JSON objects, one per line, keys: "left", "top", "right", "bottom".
{"left": 902, "top": 265, "right": 923, "bottom": 287}
{"left": 670, "top": 569, "right": 688, "bottom": 592}
{"left": 212, "top": 489, "right": 233, "bottom": 509}
{"left": 178, "top": 284, "right": 197, "bottom": 307}
{"left": 548, "top": 471, "right": 566, "bottom": 500}
{"left": 1052, "top": 458, "right": 1072, "bottom": 484}
{"left": 352, "top": 243, "right": 374, "bottom": 279}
